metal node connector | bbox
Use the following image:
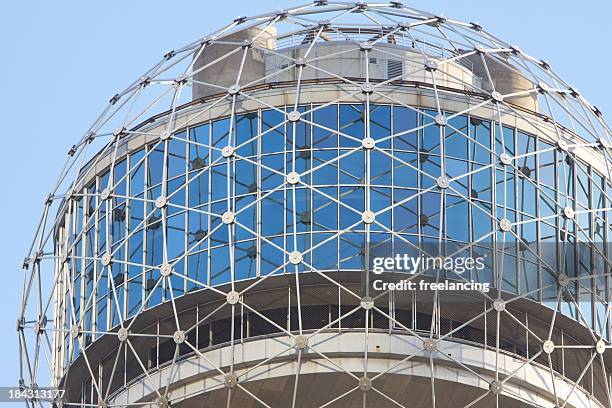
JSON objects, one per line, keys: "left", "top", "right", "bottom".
{"left": 359, "top": 42, "right": 373, "bottom": 51}
{"left": 499, "top": 219, "right": 512, "bottom": 232}
{"left": 493, "top": 298, "right": 505, "bottom": 312}
{"left": 361, "top": 83, "right": 373, "bottom": 94}
{"left": 491, "top": 91, "right": 504, "bottom": 103}
{"left": 221, "top": 145, "right": 235, "bottom": 158}
{"left": 435, "top": 114, "right": 447, "bottom": 127}
{"left": 155, "top": 196, "right": 168, "bottom": 209}
{"left": 542, "top": 340, "right": 555, "bottom": 354}
{"left": 489, "top": 381, "right": 503, "bottom": 395}
{"left": 557, "top": 139, "right": 569, "bottom": 151}
{"left": 289, "top": 251, "right": 303, "bottom": 265}
{"left": 360, "top": 296, "right": 374, "bottom": 310}
{"left": 228, "top": 84, "right": 241, "bottom": 95}
{"left": 160, "top": 263, "right": 173, "bottom": 277}
{"left": 358, "top": 376, "right": 372, "bottom": 391}
{"left": 423, "top": 339, "right": 437, "bottom": 352}
{"left": 113, "top": 127, "right": 126, "bottom": 138}
{"left": 222, "top": 211, "right": 235, "bottom": 224}
{"left": 362, "top": 137, "right": 375, "bottom": 150}
{"left": 70, "top": 326, "right": 80, "bottom": 340}
{"left": 596, "top": 339, "right": 606, "bottom": 354}
{"left": 173, "top": 330, "right": 186, "bottom": 344}
{"left": 362, "top": 211, "right": 375, "bottom": 224}
{"left": 117, "top": 327, "right": 129, "bottom": 342}
{"left": 499, "top": 153, "right": 512, "bottom": 166}
{"left": 227, "top": 290, "right": 240, "bottom": 305}
{"left": 436, "top": 176, "right": 449, "bottom": 189}
{"left": 598, "top": 137, "right": 611, "bottom": 150}
{"left": 295, "top": 335, "right": 308, "bottom": 349}
{"left": 101, "top": 253, "right": 112, "bottom": 267}
{"left": 425, "top": 59, "right": 438, "bottom": 71}
{"left": 286, "top": 172, "right": 300, "bottom": 185}
{"left": 101, "top": 188, "right": 111, "bottom": 201}
{"left": 225, "top": 373, "right": 238, "bottom": 388}
{"left": 557, "top": 273, "right": 569, "bottom": 288}
{"left": 156, "top": 396, "right": 169, "bottom": 408}
{"left": 287, "top": 110, "right": 301, "bottom": 123}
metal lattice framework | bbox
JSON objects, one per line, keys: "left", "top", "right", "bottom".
{"left": 17, "top": 2, "right": 612, "bottom": 407}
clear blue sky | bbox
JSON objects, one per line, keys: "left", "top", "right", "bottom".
{"left": 0, "top": 0, "right": 610, "bottom": 389}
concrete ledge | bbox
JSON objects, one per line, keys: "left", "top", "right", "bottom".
{"left": 110, "top": 331, "right": 602, "bottom": 408}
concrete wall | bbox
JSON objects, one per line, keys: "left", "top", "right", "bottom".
{"left": 264, "top": 42, "right": 482, "bottom": 93}
{"left": 192, "top": 27, "right": 276, "bottom": 99}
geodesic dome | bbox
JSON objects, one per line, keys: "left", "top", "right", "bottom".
{"left": 18, "top": 2, "right": 612, "bottom": 407}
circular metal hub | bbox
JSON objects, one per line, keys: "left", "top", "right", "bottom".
{"left": 542, "top": 340, "right": 555, "bottom": 354}
{"left": 221, "top": 145, "right": 235, "bottom": 158}
{"left": 70, "top": 326, "right": 80, "bottom": 339}
{"left": 499, "top": 153, "right": 512, "bottom": 166}
{"left": 222, "top": 211, "right": 235, "bottom": 224}
{"left": 156, "top": 396, "right": 169, "bottom": 408}
{"left": 435, "top": 114, "right": 447, "bottom": 127}
{"left": 160, "top": 130, "right": 172, "bottom": 141}
{"left": 160, "top": 263, "right": 173, "bottom": 277}
{"left": 362, "top": 137, "right": 375, "bottom": 150}
{"left": 286, "top": 171, "right": 300, "bottom": 185}
{"left": 101, "top": 253, "right": 111, "bottom": 267}
{"left": 596, "top": 339, "right": 606, "bottom": 354}
{"left": 425, "top": 59, "right": 438, "bottom": 71}
{"left": 295, "top": 57, "right": 306, "bottom": 67}
{"left": 598, "top": 137, "right": 611, "bottom": 150}
{"left": 295, "top": 335, "right": 308, "bottom": 350}
{"left": 423, "top": 339, "right": 437, "bottom": 352}
{"left": 489, "top": 380, "right": 503, "bottom": 395}
{"left": 361, "top": 210, "right": 375, "bottom": 224}
{"left": 113, "top": 127, "right": 125, "bottom": 137}
{"left": 493, "top": 298, "right": 505, "bottom": 312}
{"left": 499, "top": 218, "right": 512, "bottom": 232}
{"left": 359, "top": 42, "right": 373, "bottom": 51}
{"left": 173, "top": 330, "right": 186, "bottom": 344}
{"left": 117, "top": 327, "right": 128, "bottom": 342}
{"left": 228, "top": 84, "right": 241, "bottom": 95}
{"left": 225, "top": 373, "right": 238, "bottom": 388}
{"left": 289, "top": 251, "right": 303, "bottom": 265}
{"left": 557, "top": 273, "right": 569, "bottom": 287}
{"left": 562, "top": 206, "right": 574, "bottom": 219}
{"left": 155, "top": 196, "right": 168, "bottom": 209}
{"left": 101, "top": 188, "right": 111, "bottom": 201}
{"left": 360, "top": 296, "right": 374, "bottom": 310}
{"left": 358, "top": 376, "right": 372, "bottom": 391}
{"left": 361, "top": 83, "right": 373, "bottom": 94}
{"left": 557, "top": 139, "right": 569, "bottom": 151}
{"left": 491, "top": 91, "right": 504, "bottom": 103}
{"left": 538, "top": 81, "right": 550, "bottom": 93}
{"left": 287, "top": 110, "right": 301, "bottom": 123}
{"left": 174, "top": 74, "right": 188, "bottom": 85}
{"left": 436, "top": 176, "right": 449, "bottom": 189}
{"left": 35, "top": 316, "right": 47, "bottom": 334}
{"left": 226, "top": 290, "right": 240, "bottom": 305}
